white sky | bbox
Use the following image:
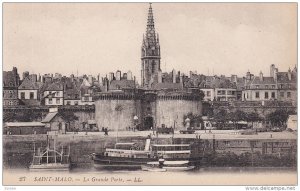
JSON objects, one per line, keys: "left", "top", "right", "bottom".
{"left": 3, "top": 3, "right": 297, "bottom": 82}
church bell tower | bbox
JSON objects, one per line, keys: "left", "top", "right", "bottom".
{"left": 141, "top": 3, "right": 161, "bottom": 88}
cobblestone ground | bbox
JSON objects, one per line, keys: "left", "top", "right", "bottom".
{"left": 61, "top": 130, "right": 296, "bottom": 140}
{"left": 3, "top": 130, "right": 296, "bottom": 143}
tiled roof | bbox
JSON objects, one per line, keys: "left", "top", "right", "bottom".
{"left": 203, "top": 76, "right": 236, "bottom": 89}
{"left": 41, "top": 112, "right": 58, "bottom": 123}
{"left": 277, "top": 72, "right": 297, "bottom": 83}
{"left": 5, "top": 122, "right": 45, "bottom": 127}
{"left": 64, "top": 88, "right": 81, "bottom": 100}
{"left": 81, "top": 79, "right": 91, "bottom": 87}
{"left": 18, "top": 77, "right": 40, "bottom": 90}
{"left": 3, "top": 71, "right": 18, "bottom": 87}
{"left": 251, "top": 76, "right": 276, "bottom": 85}
{"left": 152, "top": 82, "right": 183, "bottom": 90}
{"left": 44, "top": 82, "right": 64, "bottom": 91}
{"left": 110, "top": 80, "right": 135, "bottom": 90}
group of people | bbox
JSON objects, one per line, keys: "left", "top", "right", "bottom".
{"left": 101, "top": 127, "right": 109, "bottom": 136}
{"left": 125, "top": 126, "right": 136, "bottom": 132}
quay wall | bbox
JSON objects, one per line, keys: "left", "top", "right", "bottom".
{"left": 3, "top": 135, "right": 297, "bottom": 169}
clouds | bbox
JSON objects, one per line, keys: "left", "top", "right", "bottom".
{"left": 3, "top": 3, "right": 296, "bottom": 82}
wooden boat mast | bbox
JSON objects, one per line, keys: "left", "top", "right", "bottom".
{"left": 54, "top": 137, "right": 56, "bottom": 164}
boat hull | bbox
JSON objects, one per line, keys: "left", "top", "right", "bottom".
{"left": 92, "top": 154, "right": 199, "bottom": 170}
{"left": 92, "top": 155, "right": 157, "bottom": 170}
{"left": 29, "top": 163, "right": 70, "bottom": 171}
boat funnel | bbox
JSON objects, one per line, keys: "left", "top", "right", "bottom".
{"left": 144, "top": 138, "right": 151, "bottom": 151}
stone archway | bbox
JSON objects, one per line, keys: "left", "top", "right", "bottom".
{"left": 143, "top": 116, "right": 154, "bottom": 130}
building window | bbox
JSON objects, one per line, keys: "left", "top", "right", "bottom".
{"left": 84, "top": 97, "right": 89, "bottom": 101}
{"left": 75, "top": 94, "right": 79, "bottom": 99}
{"left": 271, "top": 85, "right": 275, "bottom": 89}
{"left": 280, "top": 92, "right": 284, "bottom": 97}
{"left": 74, "top": 101, "right": 78, "bottom": 105}
{"left": 255, "top": 92, "right": 259, "bottom": 98}
{"left": 56, "top": 92, "right": 60, "bottom": 96}
{"left": 224, "top": 141, "right": 230, "bottom": 147}
{"left": 207, "top": 91, "right": 211, "bottom": 96}
{"left": 66, "top": 101, "right": 71, "bottom": 105}
{"left": 265, "top": 92, "right": 269, "bottom": 99}
{"left": 30, "top": 92, "right": 34, "bottom": 99}
{"left": 56, "top": 98, "right": 60, "bottom": 104}
{"left": 280, "top": 84, "right": 283, "bottom": 89}
{"left": 49, "top": 91, "right": 52, "bottom": 95}
{"left": 256, "top": 85, "right": 259, "bottom": 89}
{"left": 217, "top": 90, "right": 225, "bottom": 95}
{"left": 49, "top": 98, "right": 53, "bottom": 104}
{"left": 21, "top": 92, "right": 25, "bottom": 99}
{"left": 287, "top": 92, "right": 291, "bottom": 98}
{"left": 288, "top": 84, "right": 291, "bottom": 89}
{"left": 152, "top": 61, "right": 155, "bottom": 74}
{"left": 265, "top": 85, "right": 268, "bottom": 89}
{"left": 271, "top": 92, "right": 275, "bottom": 98}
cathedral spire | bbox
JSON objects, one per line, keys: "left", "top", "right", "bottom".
{"left": 147, "top": 3, "right": 155, "bottom": 31}
{"left": 141, "top": 3, "right": 161, "bottom": 88}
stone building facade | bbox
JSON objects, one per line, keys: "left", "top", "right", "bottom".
{"left": 94, "top": 89, "right": 202, "bottom": 131}
{"left": 3, "top": 67, "right": 20, "bottom": 106}
{"left": 94, "top": 4, "right": 203, "bottom": 131}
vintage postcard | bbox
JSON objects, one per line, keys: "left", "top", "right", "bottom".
{"left": 2, "top": 2, "right": 297, "bottom": 187}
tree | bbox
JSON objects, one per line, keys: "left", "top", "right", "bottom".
{"left": 246, "top": 112, "right": 261, "bottom": 128}
{"left": 228, "top": 110, "right": 247, "bottom": 129}
{"left": 183, "top": 112, "right": 203, "bottom": 129}
{"left": 60, "top": 111, "right": 79, "bottom": 132}
{"left": 212, "top": 109, "right": 228, "bottom": 129}
{"left": 3, "top": 112, "right": 15, "bottom": 123}
{"left": 266, "top": 109, "right": 289, "bottom": 127}
{"left": 3, "top": 110, "right": 42, "bottom": 122}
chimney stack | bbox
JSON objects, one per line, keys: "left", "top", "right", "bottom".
{"left": 172, "top": 69, "right": 176, "bottom": 83}
{"left": 116, "top": 70, "right": 121, "bottom": 81}
{"left": 259, "top": 71, "right": 263, "bottom": 81}
{"left": 109, "top": 72, "right": 114, "bottom": 81}
{"left": 288, "top": 68, "right": 292, "bottom": 81}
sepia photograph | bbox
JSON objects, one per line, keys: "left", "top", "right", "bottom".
{"left": 2, "top": 2, "right": 297, "bottom": 187}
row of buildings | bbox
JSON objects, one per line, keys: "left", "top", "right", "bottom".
{"left": 3, "top": 63, "right": 297, "bottom": 107}
{"left": 3, "top": 4, "right": 297, "bottom": 132}
{"left": 200, "top": 64, "right": 297, "bottom": 103}
{"left": 3, "top": 68, "right": 137, "bottom": 106}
